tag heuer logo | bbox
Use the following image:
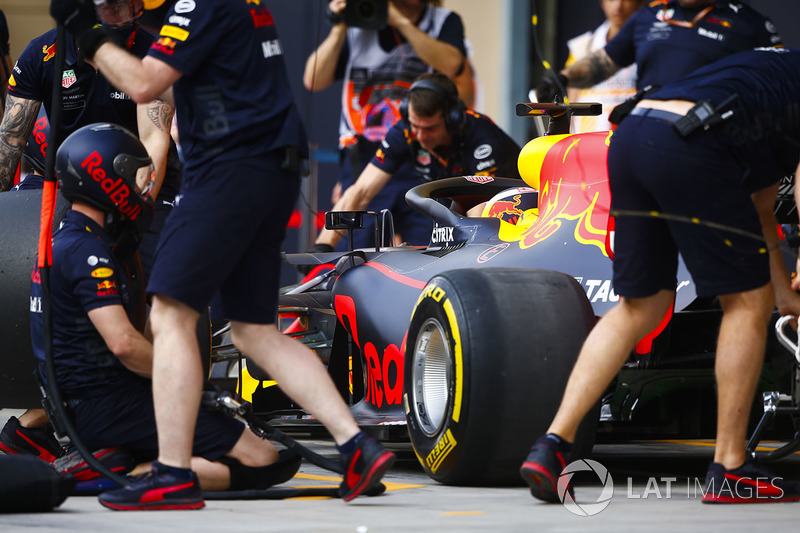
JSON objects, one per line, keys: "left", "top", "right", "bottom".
{"left": 417, "top": 151, "right": 431, "bottom": 166}
{"left": 464, "top": 175, "right": 494, "bottom": 184}
{"left": 62, "top": 70, "right": 77, "bottom": 88}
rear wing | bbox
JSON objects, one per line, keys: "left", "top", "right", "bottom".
{"left": 516, "top": 102, "right": 602, "bottom": 136}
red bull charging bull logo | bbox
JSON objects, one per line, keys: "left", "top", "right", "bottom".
{"left": 500, "top": 132, "right": 613, "bottom": 256}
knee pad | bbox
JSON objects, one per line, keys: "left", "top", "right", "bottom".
{"left": 219, "top": 449, "right": 302, "bottom": 491}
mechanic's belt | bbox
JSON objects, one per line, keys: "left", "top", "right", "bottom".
{"left": 629, "top": 107, "right": 684, "bottom": 124}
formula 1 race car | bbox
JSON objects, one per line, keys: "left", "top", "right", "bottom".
{"left": 203, "top": 102, "right": 800, "bottom": 486}
{"left": 1, "top": 103, "right": 797, "bottom": 486}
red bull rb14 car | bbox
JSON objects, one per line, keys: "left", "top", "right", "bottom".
{"left": 1, "top": 103, "right": 797, "bottom": 485}
{"left": 208, "top": 103, "right": 800, "bottom": 485}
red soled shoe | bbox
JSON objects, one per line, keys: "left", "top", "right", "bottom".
{"left": 519, "top": 434, "right": 573, "bottom": 503}
{"left": 702, "top": 460, "right": 800, "bottom": 504}
{"left": 98, "top": 460, "right": 204, "bottom": 511}
{"left": 338, "top": 432, "right": 396, "bottom": 502}
{"left": 0, "top": 416, "right": 65, "bottom": 463}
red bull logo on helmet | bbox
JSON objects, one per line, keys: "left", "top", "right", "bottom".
{"left": 81, "top": 151, "right": 142, "bottom": 220}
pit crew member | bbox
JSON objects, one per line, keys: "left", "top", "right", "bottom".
{"left": 49, "top": 0, "right": 395, "bottom": 510}
{"left": 538, "top": 0, "right": 782, "bottom": 110}
{"left": 314, "top": 72, "right": 521, "bottom": 250}
{"left": 33, "top": 123, "right": 298, "bottom": 499}
{"left": 0, "top": 0, "right": 180, "bottom": 280}
{"left": 521, "top": 47, "right": 800, "bottom": 504}
{"left": 0, "top": 0, "right": 179, "bottom": 459}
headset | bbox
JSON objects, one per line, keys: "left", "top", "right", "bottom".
{"left": 399, "top": 78, "right": 467, "bottom": 135}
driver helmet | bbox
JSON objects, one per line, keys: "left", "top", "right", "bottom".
{"left": 56, "top": 123, "right": 154, "bottom": 237}
{"left": 21, "top": 107, "right": 50, "bottom": 176}
{"left": 481, "top": 186, "right": 539, "bottom": 225}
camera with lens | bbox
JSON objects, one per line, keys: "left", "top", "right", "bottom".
{"left": 343, "top": 0, "right": 388, "bottom": 30}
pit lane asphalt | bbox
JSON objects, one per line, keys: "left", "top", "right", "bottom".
{"left": 2, "top": 408, "right": 800, "bottom": 532}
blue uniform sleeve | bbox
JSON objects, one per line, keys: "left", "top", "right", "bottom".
{"left": 463, "top": 113, "right": 521, "bottom": 179}
{"left": 370, "top": 122, "right": 409, "bottom": 175}
{"left": 68, "top": 239, "right": 124, "bottom": 313}
{"left": 437, "top": 12, "right": 467, "bottom": 57}
{"left": 603, "top": 9, "right": 639, "bottom": 68}
{"left": 147, "top": 0, "right": 223, "bottom": 76}
{"left": 747, "top": 10, "right": 782, "bottom": 48}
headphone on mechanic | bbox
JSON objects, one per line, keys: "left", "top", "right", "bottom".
{"left": 399, "top": 77, "right": 467, "bottom": 135}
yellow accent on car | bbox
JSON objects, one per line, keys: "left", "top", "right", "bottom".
{"left": 443, "top": 299, "right": 462, "bottom": 423}
{"left": 516, "top": 133, "right": 570, "bottom": 190}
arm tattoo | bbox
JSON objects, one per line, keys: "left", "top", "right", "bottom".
{"left": 565, "top": 49, "right": 621, "bottom": 89}
{"left": 0, "top": 96, "right": 40, "bottom": 191}
{"left": 146, "top": 99, "right": 175, "bottom": 132}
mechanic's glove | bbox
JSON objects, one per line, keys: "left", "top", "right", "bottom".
{"left": 311, "top": 243, "right": 335, "bottom": 254}
{"left": 50, "top": 0, "right": 109, "bottom": 61}
{"left": 535, "top": 73, "right": 569, "bottom": 103}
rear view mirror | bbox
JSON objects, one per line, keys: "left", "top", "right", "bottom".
{"left": 325, "top": 211, "right": 367, "bottom": 230}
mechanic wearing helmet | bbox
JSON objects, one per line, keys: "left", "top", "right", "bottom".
{"left": 537, "top": 0, "right": 782, "bottom": 116}
{"left": 305, "top": 0, "right": 468, "bottom": 249}
{"left": 0, "top": 0, "right": 179, "bottom": 279}
{"left": 49, "top": 0, "right": 395, "bottom": 510}
{"left": 31, "top": 123, "right": 300, "bottom": 497}
{"left": 522, "top": 47, "right": 800, "bottom": 504}
{"left": 314, "top": 72, "right": 522, "bottom": 250}
{"left": 0, "top": 0, "right": 180, "bottom": 461}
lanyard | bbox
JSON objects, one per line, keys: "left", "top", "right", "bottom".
{"left": 659, "top": 4, "right": 713, "bottom": 28}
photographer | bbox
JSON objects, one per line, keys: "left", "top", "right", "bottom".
{"left": 304, "top": 0, "right": 466, "bottom": 248}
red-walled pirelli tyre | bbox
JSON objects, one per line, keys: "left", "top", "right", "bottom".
{"left": 403, "top": 268, "right": 597, "bottom": 485}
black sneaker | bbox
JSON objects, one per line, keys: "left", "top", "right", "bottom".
{"left": 519, "top": 435, "right": 572, "bottom": 503}
{"left": 98, "top": 460, "right": 204, "bottom": 511}
{"left": 339, "top": 432, "right": 396, "bottom": 502}
{"left": 702, "top": 460, "right": 800, "bottom": 504}
{"left": 54, "top": 447, "right": 135, "bottom": 495}
{"left": 0, "top": 416, "right": 65, "bottom": 463}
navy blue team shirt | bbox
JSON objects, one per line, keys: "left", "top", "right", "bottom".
{"left": 30, "top": 210, "right": 147, "bottom": 400}
{"left": 649, "top": 47, "right": 800, "bottom": 192}
{"left": 11, "top": 29, "right": 150, "bottom": 139}
{"left": 9, "top": 27, "right": 182, "bottom": 201}
{"left": 604, "top": 0, "right": 782, "bottom": 90}
{"left": 372, "top": 110, "right": 521, "bottom": 182}
{"left": 147, "top": 0, "right": 307, "bottom": 174}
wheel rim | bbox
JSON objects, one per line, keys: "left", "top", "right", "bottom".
{"left": 411, "top": 318, "right": 452, "bottom": 437}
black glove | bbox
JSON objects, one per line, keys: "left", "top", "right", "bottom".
{"left": 535, "top": 73, "right": 569, "bottom": 104}
{"left": 50, "top": 0, "right": 109, "bottom": 61}
{"left": 311, "top": 243, "right": 335, "bottom": 253}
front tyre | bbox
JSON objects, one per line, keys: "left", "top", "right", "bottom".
{"left": 404, "top": 268, "right": 596, "bottom": 485}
